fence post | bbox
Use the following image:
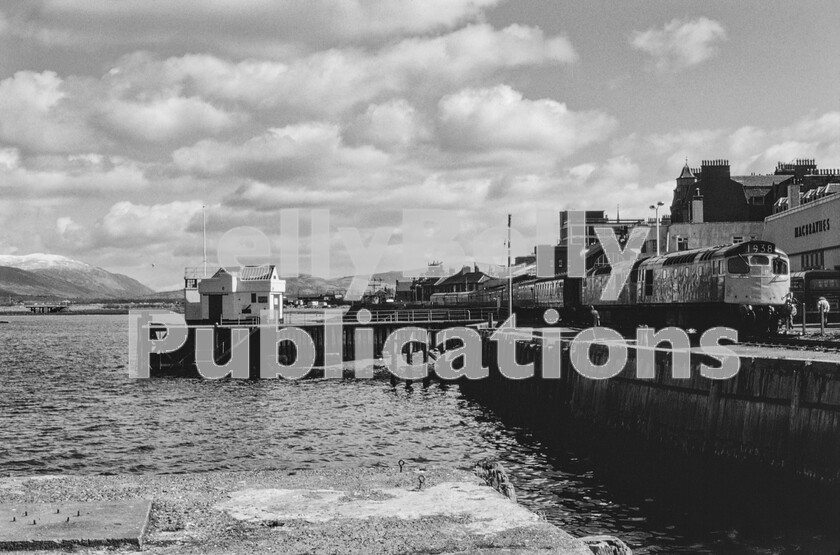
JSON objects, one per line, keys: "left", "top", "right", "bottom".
{"left": 801, "top": 302, "right": 806, "bottom": 335}
{"left": 820, "top": 304, "right": 825, "bottom": 335}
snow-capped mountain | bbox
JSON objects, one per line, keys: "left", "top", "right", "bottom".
{"left": 0, "top": 253, "right": 154, "bottom": 298}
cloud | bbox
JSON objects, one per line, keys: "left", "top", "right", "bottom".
{"left": 0, "top": 71, "right": 96, "bottom": 152}
{"left": 611, "top": 111, "right": 840, "bottom": 204}
{"left": 346, "top": 99, "right": 427, "bottom": 150}
{"left": 0, "top": 153, "right": 147, "bottom": 198}
{"left": 631, "top": 17, "right": 726, "bottom": 72}
{"left": 99, "top": 200, "right": 204, "bottom": 246}
{"left": 100, "top": 95, "right": 237, "bottom": 143}
{"left": 14, "top": 0, "right": 503, "bottom": 51}
{"left": 437, "top": 85, "right": 617, "bottom": 157}
{"left": 173, "top": 123, "right": 390, "bottom": 181}
{"left": 0, "top": 148, "right": 20, "bottom": 170}
{"left": 55, "top": 216, "right": 87, "bottom": 246}
{"left": 108, "top": 24, "right": 575, "bottom": 117}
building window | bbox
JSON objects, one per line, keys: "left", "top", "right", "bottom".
{"left": 258, "top": 295, "right": 268, "bottom": 303}
{"left": 732, "top": 236, "right": 744, "bottom": 244}
{"left": 677, "top": 237, "right": 688, "bottom": 251}
{"left": 801, "top": 250, "right": 825, "bottom": 270}
{"left": 251, "top": 293, "right": 257, "bottom": 302}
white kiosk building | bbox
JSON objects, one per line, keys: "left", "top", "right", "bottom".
{"left": 184, "top": 264, "right": 285, "bottom": 324}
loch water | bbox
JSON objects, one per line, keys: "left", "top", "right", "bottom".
{"left": 0, "top": 314, "right": 836, "bottom": 554}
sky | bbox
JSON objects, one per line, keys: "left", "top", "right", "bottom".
{"left": 1, "top": 0, "right": 839, "bottom": 290}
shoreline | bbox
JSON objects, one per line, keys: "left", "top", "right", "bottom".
{"left": 0, "top": 466, "right": 625, "bottom": 554}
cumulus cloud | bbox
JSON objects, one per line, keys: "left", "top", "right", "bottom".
{"left": 0, "top": 71, "right": 96, "bottom": 152}
{"left": 0, "top": 154, "right": 147, "bottom": 198}
{"left": 107, "top": 24, "right": 575, "bottom": 117}
{"left": 0, "top": 148, "right": 20, "bottom": 170}
{"left": 100, "top": 200, "right": 204, "bottom": 245}
{"left": 13, "top": 0, "right": 503, "bottom": 51}
{"left": 55, "top": 216, "right": 89, "bottom": 248}
{"left": 346, "top": 99, "right": 427, "bottom": 150}
{"left": 437, "top": 85, "right": 617, "bottom": 157}
{"left": 631, "top": 17, "right": 726, "bottom": 71}
{"left": 172, "top": 123, "right": 389, "bottom": 181}
{"left": 613, "top": 111, "right": 840, "bottom": 182}
{"left": 101, "top": 95, "right": 237, "bottom": 143}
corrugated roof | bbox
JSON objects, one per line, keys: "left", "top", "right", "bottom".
{"left": 239, "top": 264, "right": 276, "bottom": 281}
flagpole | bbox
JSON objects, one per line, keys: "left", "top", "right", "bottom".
{"left": 507, "top": 214, "right": 512, "bottom": 321}
{"left": 202, "top": 204, "right": 207, "bottom": 277}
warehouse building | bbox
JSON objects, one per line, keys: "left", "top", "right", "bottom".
{"left": 763, "top": 180, "right": 840, "bottom": 271}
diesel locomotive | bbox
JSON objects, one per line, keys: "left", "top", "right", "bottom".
{"left": 428, "top": 240, "right": 790, "bottom": 333}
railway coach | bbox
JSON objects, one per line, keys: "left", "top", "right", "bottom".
{"left": 789, "top": 269, "right": 840, "bottom": 323}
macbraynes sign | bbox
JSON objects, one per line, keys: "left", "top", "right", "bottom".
{"left": 793, "top": 218, "right": 831, "bottom": 238}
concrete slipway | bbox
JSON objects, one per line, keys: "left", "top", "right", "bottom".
{"left": 0, "top": 466, "right": 629, "bottom": 554}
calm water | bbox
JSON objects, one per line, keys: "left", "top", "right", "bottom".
{"left": 0, "top": 314, "right": 836, "bottom": 554}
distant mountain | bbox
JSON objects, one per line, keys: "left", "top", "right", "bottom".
{"left": 140, "top": 289, "right": 184, "bottom": 300}
{"left": 0, "top": 254, "right": 154, "bottom": 299}
{"left": 284, "top": 274, "right": 353, "bottom": 296}
{"left": 0, "top": 266, "right": 94, "bottom": 298}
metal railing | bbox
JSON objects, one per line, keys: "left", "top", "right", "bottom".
{"left": 221, "top": 316, "right": 261, "bottom": 326}
{"left": 281, "top": 308, "right": 498, "bottom": 326}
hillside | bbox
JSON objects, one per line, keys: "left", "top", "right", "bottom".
{"left": 0, "top": 254, "right": 154, "bottom": 299}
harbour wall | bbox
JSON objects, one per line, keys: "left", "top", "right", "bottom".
{"left": 148, "top": 319, "right": 840, "bottom": 484}
{"left": 460, "top": 333, "right": 840, "bottom": 485}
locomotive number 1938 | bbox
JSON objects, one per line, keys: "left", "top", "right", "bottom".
{"left": 746, "top": 242, "right": 775, "bottom": 254}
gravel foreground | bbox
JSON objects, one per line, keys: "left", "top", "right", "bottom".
{"left": 0, "top": 467, "right": 602, "bottom": 554}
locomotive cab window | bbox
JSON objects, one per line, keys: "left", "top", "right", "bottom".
{"left": 750, "top": 255, "right": 769, "bottom": 266}
{"left": 772, "top": 257, "right": 788, "bottom": 275}
{"left": 727, "top": 257, "right": 749, "bottom": 275}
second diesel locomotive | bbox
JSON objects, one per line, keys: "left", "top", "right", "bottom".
{"left": 428, "top": 240, "right": 790, "bottom": 333}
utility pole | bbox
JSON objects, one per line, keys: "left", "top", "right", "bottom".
{"left": 507, "top": 214, "right": 513, "bottom": 320}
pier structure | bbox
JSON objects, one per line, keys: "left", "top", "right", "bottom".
{"left": 148, "top": 305, "right": 499, "bottom": 377}
{"left": 154, "top": 264, "right": 500, "bottom": 377}
{"left": 25, "top": 302, "right": 69, "bottom": 314}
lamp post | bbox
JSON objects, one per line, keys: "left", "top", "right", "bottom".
{"left": 649, "top": 201, "right": 664, "bottom": 256}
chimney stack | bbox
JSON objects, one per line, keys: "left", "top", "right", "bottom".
{"left": 691, "top": 188, "right": 704, "bottom": 223}
{"left": 787, "top": 182, "right": 800, "bottom": 209}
